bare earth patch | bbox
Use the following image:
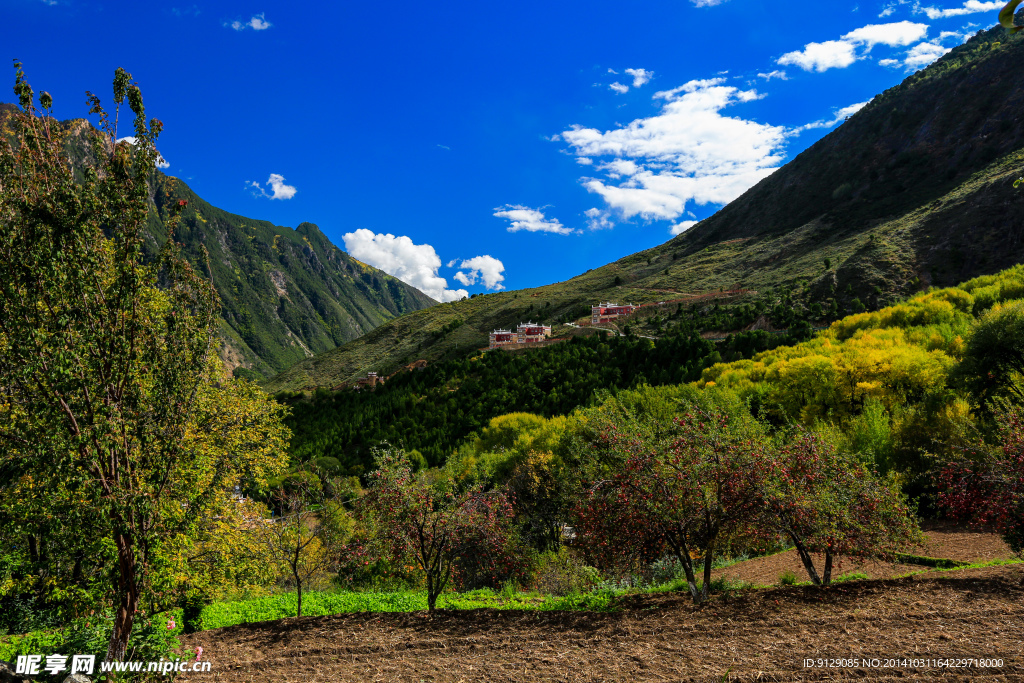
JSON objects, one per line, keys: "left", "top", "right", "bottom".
{"left": 713, "top": 527, "right": 1017, "bottom": 587}
{"left": 180, "top": 564, "right": 1023, "bottom": 682}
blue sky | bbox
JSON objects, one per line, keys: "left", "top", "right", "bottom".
{"left": 4, "top": 0, "right": 1003, "bottom": 301}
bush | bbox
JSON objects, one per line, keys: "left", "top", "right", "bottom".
{"left": 532, "top": 548, "right": 601, "bottom": 596}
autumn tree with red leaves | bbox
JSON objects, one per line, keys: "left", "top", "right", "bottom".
{"left": 358, "top": 448, "right": 527, "bottom": 614}
{"left": 573, "top": 407, "right": 766, "bottom": 604}
{"left": 938, "top": 404, "right": 1024, "bottom": 556}
{"left": 755, "top": 431, "right": 921, "bottom": 585}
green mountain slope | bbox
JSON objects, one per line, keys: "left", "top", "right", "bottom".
{"left": 263, "top": 18, "right": 1024, "bottom": 392}
{"left": 140, "top": 173, "right": 437, "bottom": 378}
{"left": 0, "top": 106, "right": 440, "bottom": 379}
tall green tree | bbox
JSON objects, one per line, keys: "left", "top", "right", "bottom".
{"left": 0, "top": 65, "right": 289, "bottom": 661}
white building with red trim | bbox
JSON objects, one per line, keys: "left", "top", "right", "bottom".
{"left": 489, "top": 322, "right": 553, "bottom": 349}
{"left": 516, "top": 322, "right": 552, "bottom": 343}
{"left": 591, "top": 302, "right": 639, "bottom": 324}
{"left": 489, "top": 329, "right": 516, "bottom": 349}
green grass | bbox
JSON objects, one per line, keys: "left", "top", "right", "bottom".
{"left": 196, "top": 587, "right": 623, "bottom": 631}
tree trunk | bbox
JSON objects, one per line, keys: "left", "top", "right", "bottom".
{"left": 791, "top": 536, "right": 822, "bottom": 586}
{"left": 822, "top": 552, "right": 834, "bottom": 586}
{"left": 672, "top": 540, "right": 700, "bottom": 603}
{"left": 700, "top": 547, "right": 714, "bottom": 603}
{"left": 426, "top": 571, "right": 438, "bottom": 615}
{"left": 105, "top": 531, "right": 140, "bottom": 664}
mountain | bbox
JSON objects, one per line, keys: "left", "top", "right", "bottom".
{"left": 140, "top": 175, "right": 438, "bottom": 379}
{"left": 266, "top": 18, "right": 1024, "bottom": 392}
{"left": 0, "top": 105, "right": 439, "bottom": 379}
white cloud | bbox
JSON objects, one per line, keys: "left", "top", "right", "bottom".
{"left": 494, "top": 205, "right": 574, "bottom": 235}
{"left": 757, "top": 70, "right": 789, "bottom": 81}
{"left": 453, "top": 255, "right": 506, "bottom": 290}
{"left": 341, "top": 229, "right": 467, "bottom": 302}
{"left": 879, "top": 0, "right": 911, "bottom": 17}
{"left": 584, "top": 208, "right": 615, "bottom": 230}
{"left": 918, "top": 1, "right": 1002, "bottom": 19}
{"left": 560, "top": 79, "right": 787, "bottom": 224}
{"left": 796, "top": 100, "right": 871, "bottom": 131}
{"left": 248, "top": 173, "right": 295, "bottom": 199}
{"left": 903, "top": 41, "right": 952, "bottom": 68}
{"left": 624, "top": 68, "right": 653, "bottom": 87}
{"left": 669, "top": 220, "right": 698, "bottom": 236}
{"left": 227, "top": 13, "right": 271, "bottom": 30}
{"left": 690, "top": 0, "right": 729, "bottom": 5}
{"left": 246, "top": 173, "right": 297, "bottom": 200}
{"left": 879, "top": 57, "right": 901, "bottom": 66}
{"left": 609, "top": 82, "right": 630, "bottom": 94}
{"left": 842, "top": 20, "right": 929, "bottom": 47}
{"left": 778, "top": 40, "right": 858, "bottom": 71}
{"left": 778, "top": 21, "right": 928, "bottom": 72}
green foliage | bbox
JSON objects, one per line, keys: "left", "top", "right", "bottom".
{"left": 0, "top": 66, "right": 290, "bottom": 661}
{"left": 280, "top": 327, "right": 768, "bottom": 470}
{"left": 954, "top": 301, "right": 1024, "bottom": 406}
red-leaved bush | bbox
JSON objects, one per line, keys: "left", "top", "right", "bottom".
{"left": 358, "top": 448, "right": 528, "bottom": 613}
{"left": 937, "top": 405, "right": 1024, "bottom": 556}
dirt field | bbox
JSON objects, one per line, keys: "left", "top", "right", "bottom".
{"left": 713, "top": 524, "right": 1018, "bottom": 587}
{"left": 179, "top": 531, "right": 1023, "bottom": 682}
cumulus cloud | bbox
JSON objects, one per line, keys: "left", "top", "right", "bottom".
{"left": 917, "top": 1, "right": 1001, "bottom": 19}
{"left": 609, "top": 82, "right": 630, "bottom": 94}
{"left": 453, "top": 255, "right": 506, "bottom": 290}
{"left": 842, "top": 20, "right": 928, "bottom": 48}
{"left": 227, "top": 13, "right": 271, "bottom": 30}
{"left": 757, "top": 70, "right": 788, "bottom": 81}
{"left": 903, "top": 40, "right": 952, "bottom": 68}
{"left": 624, "top": 68, "right": 653, "bottom": 87}
{"left": 690, "top": 0, "right": 729, "bottom": 5}
{"left": 560, "top": 78, "right": 787, "bottom": 224}
{"left": 778, "top": 21, "right": 928, "bottom": 72}
{"left": 341, "top": 229, "right": 467, "bottom": 302}
{"left": 669, "top": 220, "right": 698, "bottom": 236}
{"left": 247, "top": 173, "right": 297, "bottom": 200}
{"left": 494, "top": 205, "right": 574, "bottom": 235}
{"left": 778, "top": 40, "right": 858, "bottom": 71}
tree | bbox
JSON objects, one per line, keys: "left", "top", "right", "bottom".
{"left": 358, "top": 448, "right": 524, "bottom": 614}
{"left": 574, "top": 407, "right": 765, "bottom": 603}
{"left": 938, "top": 404, "right": 1024, "bottom": 556}
{"left": 246, "top": 473, "right": 354, "bottom": 617}
{"left": 954, "top": 301, "right": 1024, "bottom": 406}
{"left": 0, "top": 66, "right": 289, "bottom": 661}
{"left": 754, "top": 431, "right": 921, "bottom": 586}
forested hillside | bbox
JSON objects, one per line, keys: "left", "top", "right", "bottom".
{"left": 279, "top": 325, "right": 801, "bottom": 470}
{"left": 265, "top": 16, "right": 1024, "bottom": 392}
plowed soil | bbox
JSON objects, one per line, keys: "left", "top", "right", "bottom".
{"left": 714, "top": 524, "right": 1017, "bottom": 587}
{"left": 179, "top": 532, "right": 1023, "bottom": 683}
